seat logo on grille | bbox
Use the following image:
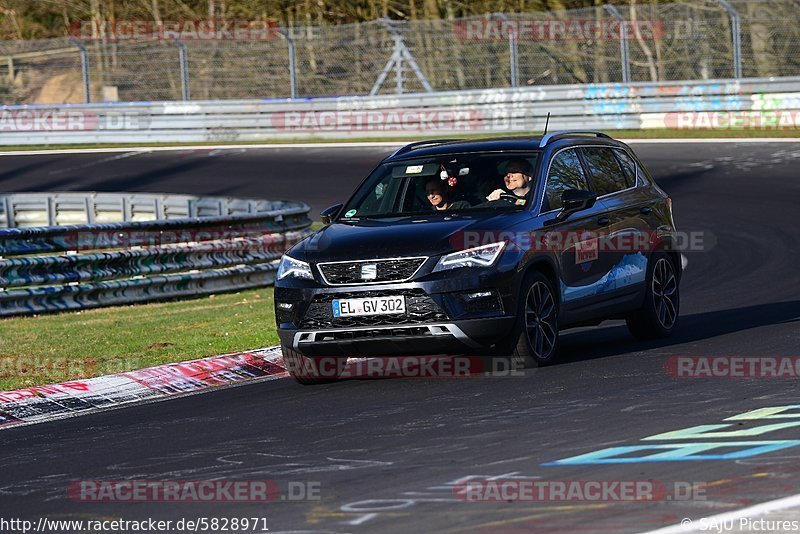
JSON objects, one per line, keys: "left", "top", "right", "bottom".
{"left": 361, "top": 263, "right": 377, "bottom": 280}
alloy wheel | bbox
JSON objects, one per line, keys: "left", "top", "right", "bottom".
{"left": 524, "top": 281, "right": 558, "bottom": 360}
{"left": 652, "top": 257, "right": 678, "bottom": 329}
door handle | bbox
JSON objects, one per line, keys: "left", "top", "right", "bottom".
{"left": 640, "top": 206, "right": 653, "bottom": 215}
{"left": 597, "top": 216, "right": 610, "bottom": 227}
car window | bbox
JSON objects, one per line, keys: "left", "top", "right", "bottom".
{"left": 355, "top": 171, "right": 404, "bottom": 216}
{"left": 581, "top": 147, "right": 628, "bottom": 196}
{"left": 613, "top": 148, "right": 637, "bottom": 188}
{"left": 544, "top": 148, "right": 590, "bottom": 212}
{"left": 340, "top": 152, "right": 541, "bottom": 219}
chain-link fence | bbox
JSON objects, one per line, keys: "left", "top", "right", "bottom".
{"left": 1, "top": 0, "right": 799, "bottom": 105}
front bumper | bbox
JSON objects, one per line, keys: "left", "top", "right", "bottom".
{"left": 277, "top": 317, "right": 516, "bottom": 357}
{"left": 275, "top": 258, "right": 521, "bottom": 357}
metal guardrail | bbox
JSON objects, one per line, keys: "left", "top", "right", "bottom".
{"left": 0, "top": 192, "right": 312, "bottom": 316}
{"left": 0, "top": 76, "right": 798, "bottom": 144}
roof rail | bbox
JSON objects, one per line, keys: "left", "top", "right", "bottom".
{"left": 538, "top": 130, "right": 612, "bottom": 148}
{"left": 388, "top": 138, "right": 461, "bottom": 158}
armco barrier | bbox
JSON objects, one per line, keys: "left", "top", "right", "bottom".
{"left": 1, "top": 76, "right": 799, "bottom": 144}
{"left": 0, "top": 192, "right": 312, "bottom": 316}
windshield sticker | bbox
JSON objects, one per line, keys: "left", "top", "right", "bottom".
{"left": 515, "top": 199, "right": 526, "bottom": 206}
{"left": 406, "top": 165, "right": 424, "bottom": 174}
{"left": 344, "top": 209, "right": 357, "bottom": 217}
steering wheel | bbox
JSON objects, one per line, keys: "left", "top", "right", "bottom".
{"left": 499, "top": 193, "right": 521, "bottom": 203}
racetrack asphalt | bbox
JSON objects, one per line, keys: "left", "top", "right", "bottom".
{"left": 1, "top": 142, "right": 800, "bottom": 533}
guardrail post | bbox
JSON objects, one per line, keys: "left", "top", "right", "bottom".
{"left": 174, "top": 38, "right": 190, "bottom": 101}
{"left": 278, "top": 29, "right": 297, "bottom": 99}
{"left": 716, "top": 0, "right": 742, "bottom": 78}
{"left": 604, "top": 5, "right": 630, "bottom": 83}
{"left": 494, "top": 13, "right": 518, "bottom": 88}
{"left": 69, "top": 37, "right": 91, "bottom": 103}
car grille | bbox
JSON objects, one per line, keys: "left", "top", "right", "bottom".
{"left": 298, "top": 289, "right": 448, "bottom": 329}
{"left": 317, "top": 257, "right": 426, "bottom": 285}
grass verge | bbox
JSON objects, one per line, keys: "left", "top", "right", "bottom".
{"left": 0, "top": 288, "right": 278, "bottom": 391}
{"left": 0, "top": 128, "right": 798, "bottom": 151}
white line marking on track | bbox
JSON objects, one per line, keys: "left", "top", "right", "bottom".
{"left": 639, "top": 492, "right": 800, "bottom": 533}
{"left": 1, "top": 138, "right": 799, "bottom": 156}
{"left": 345, "top": 513, "right": 378, "bottom": 526}
{"left": 47, "top": 150, "right": 148, "bottom": 175}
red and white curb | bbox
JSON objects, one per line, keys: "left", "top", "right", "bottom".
{"left": 0, "top": 346, "right": 287, "bottom": 430}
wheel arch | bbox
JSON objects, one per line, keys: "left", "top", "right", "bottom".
{"left": 519, "top": 256, "right": 561, "bottom": 306}
{"left": 650, "top": 239, "right": 682, "bottom": 282}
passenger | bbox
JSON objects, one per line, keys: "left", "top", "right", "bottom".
{"left": 425, "top": 178, "right": 470, "bottom": 211}
{"left": 486, "top": 159, "right": 533, "bottom": 204}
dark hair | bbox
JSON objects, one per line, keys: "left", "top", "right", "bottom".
{"left": 505, "top": 158, "right": 532, "bottom": 175}
{"left": 424, "top": 177, "right": 447, "bottom": 192}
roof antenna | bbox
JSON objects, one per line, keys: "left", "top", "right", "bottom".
{"left": 543, "top": 112, "right": 551, "bottom": 136}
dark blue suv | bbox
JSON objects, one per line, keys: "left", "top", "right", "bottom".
{"left": 275, "top": 131, "right": 681, "bottom": 383}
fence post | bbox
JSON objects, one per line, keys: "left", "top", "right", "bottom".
{"left": 174, "top": 38, "right": 190, "bottom": 101}
{"left": 278, "top": 29, "right": 298, "bottom": 99}
{"left": 716, "top": 0, "right": 743, "bottom": 78}
{"left": 603, "top": 5, "right": 630, "bottom": 83}
{"left": 394, "top": 34, "right": 404, "bottom": 94}
{"left": 494, "top": 13, "right": 518, "bottom": 88}
{"left": 69, "top": 37, "right": 91, "bottom": 103}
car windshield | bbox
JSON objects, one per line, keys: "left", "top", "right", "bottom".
{"left": 340, "top": 152, "right": 541, "bottom": 219}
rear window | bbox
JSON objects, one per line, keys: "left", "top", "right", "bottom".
{"left": 613, "top": 149, "right": 638, "bottom": 188}
{"left": 581, "top": 147, "right": 629, "bottom": 196}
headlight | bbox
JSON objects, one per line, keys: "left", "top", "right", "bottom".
{"left": 433, "top": 242, "right": 506, "bottom": 272}
{"left": 277, "top": 254, "right": 313, "bottom": 280}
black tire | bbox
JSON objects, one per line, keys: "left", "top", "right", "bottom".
{"left": 510, "top": 271, "right": 560, "bottom": 368}
{"left": 281, "top": 346, "right": 345, "bottom": 385}
{"left": 626, "top": 251, "right": 680, "bottom": 340}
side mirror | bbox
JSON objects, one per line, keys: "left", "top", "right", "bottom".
{"left": 554, "top": 189, "right": 597, "bottom": 223}
{"left": 320, "top": 203, "right": 343, "bottom": 226}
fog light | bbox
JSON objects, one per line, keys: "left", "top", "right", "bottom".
{"left": 450, "top": 290, "right": 503, "bottom": 316}
{"left": 465, "top": 291, "right": 493, "bottom": 300}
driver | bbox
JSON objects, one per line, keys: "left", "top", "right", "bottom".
{"left": 486, "top": 159, "right": 533, "bottom": 204}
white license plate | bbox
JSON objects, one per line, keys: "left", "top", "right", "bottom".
{"left": 332, "top": 296, "right": 406, "bottom": 317}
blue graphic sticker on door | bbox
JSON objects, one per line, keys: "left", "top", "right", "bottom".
{"left": 561, "top": 252, "right": 647, "bottom": 302}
